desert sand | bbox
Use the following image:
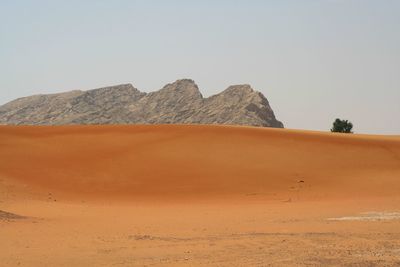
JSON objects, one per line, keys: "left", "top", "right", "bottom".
{"left": 1, "top": 124, "right": 400, "bottom": 266}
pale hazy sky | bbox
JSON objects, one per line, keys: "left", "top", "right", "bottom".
{"left": 1, "top": 0, "right": 399, "bottom": 134}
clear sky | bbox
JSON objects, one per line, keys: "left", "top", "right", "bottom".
{"left": 1, "top": 0, "right": 399, "bottom": 134}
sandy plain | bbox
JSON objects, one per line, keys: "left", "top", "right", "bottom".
{"left": 1, "top": 125, "right": 400, "bottom": 266}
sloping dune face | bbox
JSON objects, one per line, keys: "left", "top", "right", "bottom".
{"left": 0, "top": 125, "right": 399, "bottom": 200}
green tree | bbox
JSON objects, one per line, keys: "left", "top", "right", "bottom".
{"left": 331, "top": 118, "right": 353, "bottom": 133}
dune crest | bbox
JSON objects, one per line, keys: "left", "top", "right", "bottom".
{"left": 0, "top": 124, "right": 399, "bottom": 201}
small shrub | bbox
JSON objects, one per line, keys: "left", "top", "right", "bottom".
{"left": 331, "top": 118, "right": 353, "bottom": 133}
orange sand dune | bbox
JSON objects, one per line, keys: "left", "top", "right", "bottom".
{"left": 1, "top": 125, "right": 400, "bottom": 266}
{"left": 0, "top": 124, "right": 399, "bottom": 200}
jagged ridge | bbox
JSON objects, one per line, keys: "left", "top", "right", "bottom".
{"left": 0, "top": 79, "right": 283, "bottom": 127}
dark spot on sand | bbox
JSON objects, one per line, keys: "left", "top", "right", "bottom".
{"left": 0, "top": 210, "right": 26, "bottom": 221}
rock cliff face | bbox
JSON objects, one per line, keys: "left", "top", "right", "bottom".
{"left": 0, "top": 79, "right": 283, "bottom": 127}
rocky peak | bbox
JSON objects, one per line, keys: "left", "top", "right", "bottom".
{"left": 221, "top": 84, "right": 254, "bottom": 94}
{"left": 86, "top": 83, "right": 139, "bottom": 94}
{"left": 158, "top": 79, "right": 202, "bottom": 99}
{"left": 82, "top": 84, "right": 144, "bottom": 100}
{"left": 0, "top": 79, "right": 283, "bottom": 127}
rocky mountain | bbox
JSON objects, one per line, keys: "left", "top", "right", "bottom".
{"left": 0, "top": 79, "right": 283, "bottom": 127}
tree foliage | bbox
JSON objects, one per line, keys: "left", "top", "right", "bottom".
{"left": 331, "top": 118, "right": 353, "bottom": 133}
